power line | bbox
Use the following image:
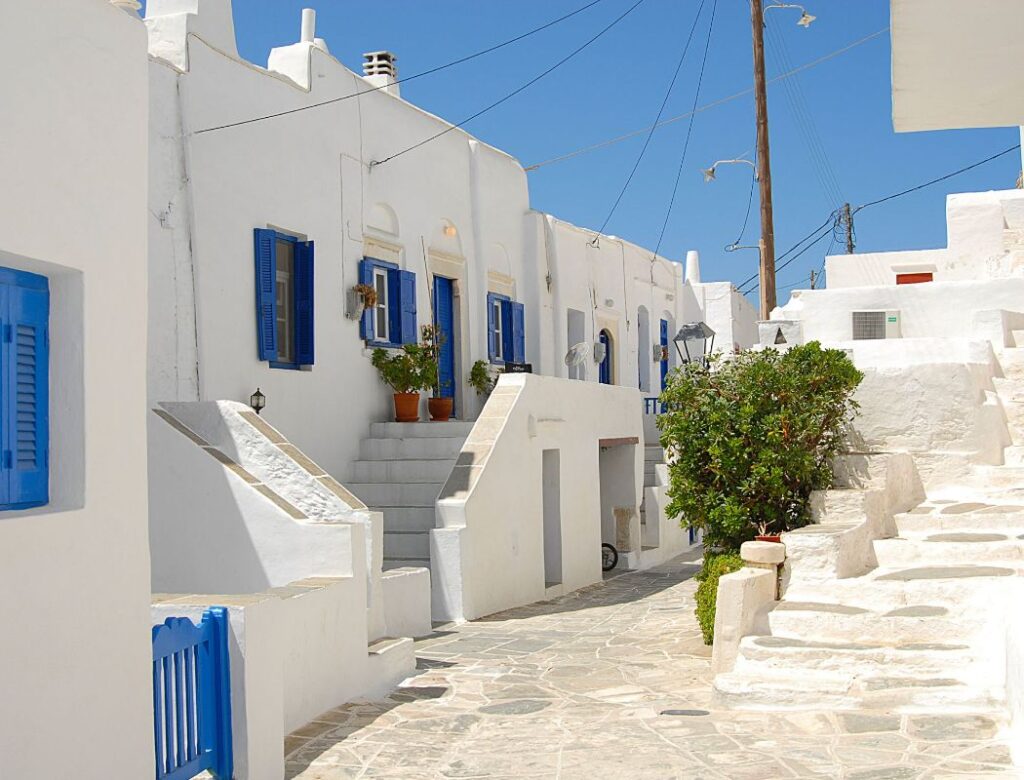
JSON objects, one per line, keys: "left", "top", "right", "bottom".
{"left": 651, "top": 0, "right": 718, "bottom": 258}
{"left": 591, "top": 0, "right": 710, "bottom": 240}
{"left": 726, "top": 159, "right": 757, "bottom": 251}
{"left": 855, "top": 143, "right": 1021, "bottom": 211}
{"left": 524, "top": 27, "right": 888, "bottom": 171}
{"left": 194, "top": 0, "right": 611, "bottom": 135}
{"left": 372, "top": 0, "right": 648, "bottom": 167}
{"left": 738, "top": 142, "right": 1022, "bottom": 295}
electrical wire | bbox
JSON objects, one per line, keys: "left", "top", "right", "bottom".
{"left": 651, "top": 0, "right": 719, "bottom": 259}
{"left": 194, "top": 0, "right": 611, "bottom": 135}
{"left": 725, "top": 151, "right": 757, "bottom": 251}
{"left": 736, "top": 142, "right": 1022, "bottom": 296}
{"left": 591, "top": 0, "right": 709, "bottom": 240}
{"left": 524, "top": 27, "right": 888, "bottom": 171}
{"left": 372, "top": 0, "right": 648, "bottom": 167}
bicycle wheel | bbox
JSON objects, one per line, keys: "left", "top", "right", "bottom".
{"left": 602, "top": 543, "right": 619, "bottom": 572}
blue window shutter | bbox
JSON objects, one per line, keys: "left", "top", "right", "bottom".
{"left": 358, "top": 259, "right": 374, "bottom": 341}
{"left": 500, "top": 300, "right": 514, "bottom": 362}
{"left": 294, "top": 240, "right": 314, "bottom": 365}
{"left": 511, "top": 302, "right": 525, "bottom": 363}
{"left": 398, "top": 270, "right": 417, "bottom": 345}
{"left": 253, "top": 229, "right": 278, "bottom": 361}
{"left": 6, "top": 278, "right": 49, "bottom": 508}
{"left": 486, "top": 293, "right": 498, "bottom": 361}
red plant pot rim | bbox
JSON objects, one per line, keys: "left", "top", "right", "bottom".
{"left": 755, "top": 534, "right": 782, "bottom": 543}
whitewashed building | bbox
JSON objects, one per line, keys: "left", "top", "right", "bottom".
{"left": 143, "top": 0, "right": 755, "bottom": 629}
{"left": 0, "top": 1, "right": 153, "bottom": 777}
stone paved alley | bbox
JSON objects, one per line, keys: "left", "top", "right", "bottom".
{"left": 284, "top": 556, "right": 1017, "bottom": 779}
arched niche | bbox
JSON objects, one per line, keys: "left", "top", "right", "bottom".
{"left": 366, "top": 202, "right": 399, "bottom": 237}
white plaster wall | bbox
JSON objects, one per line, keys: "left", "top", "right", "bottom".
{"left": 432, "top": 374, "right": 645, "bottom": 622}
{"left": 775, "top": 277, "right": 1024, "bottom": 343}
{"left": 148, "top": 411, "right": 360, "bottom": 593}
{"left": 694, "top": 281, "right": 758, "bottom": 353}
{"left": 892, "top": 0, "right": 1024, "bottom": 134}
{"left": 825, "top": 190, "right": 1024, "bottom": 289}
{"left": 0, "top": 2, "right": 153, "bottom": 777}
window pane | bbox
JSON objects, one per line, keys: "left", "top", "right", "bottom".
{"left": 374, "top": 270, "right": 389, "bottom": 342}
{"left": 276, "top": 239, "right": 295, "bottom": 362}
{"left": 493, "top": 302, "right": 503, "bottom": 359}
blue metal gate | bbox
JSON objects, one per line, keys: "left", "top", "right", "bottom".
{"left": 152, "top": 608, "right": 233, "bottom": 780}
{"left": 659, "top": 319, "right": 669, "bottom": 390}
{"left": 433, "top": 276, "right": 456, "bottom": 411}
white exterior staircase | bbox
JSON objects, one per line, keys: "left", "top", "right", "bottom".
{"left": 713, "top": 342, "right": 1024, "bottom": 715}
{"left": 349, "top": 421, "right": 473, "bottom": 570}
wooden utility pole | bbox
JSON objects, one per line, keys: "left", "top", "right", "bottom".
{"left": 842, "top": 202, "right": 855, "bottom": 254}
{"left": 751, "top": 0, "right": 777, "bottom": 320}
{"left": 809, "top": 269, "right": 817, "bottom": 290}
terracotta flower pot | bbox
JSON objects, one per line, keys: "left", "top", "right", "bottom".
{"left": 428, "top": 397, "right": 453, "bottom": 422}
{"left": 755, "top": 534, "right": 782, "bottom": 544}
{"left": 392, "top": 392, "right": 421, "bottom": 423}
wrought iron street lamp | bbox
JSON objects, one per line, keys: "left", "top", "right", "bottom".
{"left": 673, "top": 322, "right": 716, "bottom": 367}
{"left": 249, "top": 387, "right": 266, "bottom": 415}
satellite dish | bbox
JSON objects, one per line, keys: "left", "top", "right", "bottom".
{"left": 564, "top": 342, "right": 589, "bottom": 367}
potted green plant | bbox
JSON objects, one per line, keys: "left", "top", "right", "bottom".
{"left": 469, "top": 359, "right": 497, "bottom": 397}
{"left": 371, "top": 344, "right": 425, "bottom": 422}
{"left": 421, "top": 325, "right": 453, "bottom": 422}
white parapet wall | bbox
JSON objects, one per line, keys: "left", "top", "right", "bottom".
{"left": 431, "top": 373, "right": 647, "bottom": 622}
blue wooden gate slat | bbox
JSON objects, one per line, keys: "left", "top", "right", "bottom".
{"left": 153, "top": 608, "right": 233, "bottom": 780}
{"left": 433, "top": 277, "right": 455, "bottom": 406}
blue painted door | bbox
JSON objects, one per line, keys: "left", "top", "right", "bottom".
{"left": 660, "top": 319, "right": 669, "bottom": 390}
{"left": 598, "top": 330, "right": 612, "bottom": 384}
{"left": 433, "top": 277, "right": 456, "bottom": 410}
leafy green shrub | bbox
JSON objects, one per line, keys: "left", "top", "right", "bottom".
{"left": 469, "top": 359, "right": 497, "bottom": 396}
{"left": 371, "top": 326, "right": 440, "bottom": 394}
{"left": 695, "top": 552, "right": 743, "bottom": 645}
{"left": 659, "top": 342, "right": 863, "bottom": 551}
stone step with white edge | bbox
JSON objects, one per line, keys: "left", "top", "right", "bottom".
{"left": 347, "top": 481, "right": 445, "bottom": 508}
{"left": 873, "top": 533, "right": 1024, "bottom": 567}
{"left": 351, "top": 457, "right": 457, "bottom": 484}
{"left": 714, "top": 669, "right": 1003, "bottom": 713}
{"left": 734, "top": 635, "right": 976, "bottom": 677}
{"left": 895, "top": 505, "right": 1024, "bottom": 533}
{"left": 377, "top": 506, "right": 437, "bottom": 533}
{"left": 766, "top": 600, "right": 986, "bottom": 645}
{"left": 359, "top": 436, "right": 468, "bottom": 461}
{"left": 369, "top": 421, "right": 475, "bottom": 439}
{"left": 365, "top": 636, "right": 416, "bottom": 697}
{"left": 383, "top": 530, "right": 430, "bottom": 560}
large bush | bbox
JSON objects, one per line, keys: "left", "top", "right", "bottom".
{"left": 659, "top": 342, "right": 863, "bottom": 552}
{"left": 695, "top": 552, "right": 743, "bottom": 644}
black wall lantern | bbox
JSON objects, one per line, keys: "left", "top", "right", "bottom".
{"left": 249, "top": 387, "right": 266, "bottom": 415}
{"left": 673, "top": 321, "right": 716, "bottom": 367}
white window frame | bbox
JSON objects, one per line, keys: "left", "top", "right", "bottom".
{"left": 374, "top": 267, "right": 390, "bottom": 344}
{"left": 492, "top": 299, "right": 504, "bottom": 361}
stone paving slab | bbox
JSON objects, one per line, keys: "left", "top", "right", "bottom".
{"left": 286, "top": 558, "right": 1017, "bottom": 779}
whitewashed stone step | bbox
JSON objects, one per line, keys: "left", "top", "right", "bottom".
{"left": 348, "top": 482, "right": 443, "bottom": 507}
{"left": 1009, "top": 332, "right": 1024, "bottom": 349}
{"left": 896, "top": 507, "right": 1024, "bottom": 533}
{"left": 767, "top": 601, "right": 982, "bottom": 645}
{"left": 383, "top": 557, "right": 431, "bottom": 571}
{"left": 369, "top": 421, "right": 475, "bottom": 439}
{"left": 359, "top": 436, "right": 467, "bottom": 460}
{"left": 734, "top": 635, "right": 974, "bottom": 677}
{"left": 378, "top": 506, "right": 436, "bottom": 532}
{"left": 384, "top": 530, "right": 430, "bottom": 559}
{"left": 873, "top": 535, "right": 1024, "bottom": 567}
{"left": 1004, "top": 446, "right": 1024, "bottom": 466}
{"left": 714, "top": 670, "right": 1001, "bottom": 713}
{"left": 352, "top": 458, "right": 456, "bottom": 484}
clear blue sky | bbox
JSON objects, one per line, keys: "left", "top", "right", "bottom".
{"left": 146, "top": 0, "right": 1021, "bottom": 297}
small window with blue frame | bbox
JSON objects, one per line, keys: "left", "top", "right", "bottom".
{"left": 253, "top": 228, "right": 314, "bottom": 368}
{"left": 486, "top": 292, "right": 525, "bottom": 365}
{"left": 358, "top": 257, "right": 418, "bottom": 346}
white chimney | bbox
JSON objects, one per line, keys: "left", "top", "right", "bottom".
{"left": 300, "top": 8, "right": 316, "bottom": 42}
{"left": 363, "top": 51, "right": 400, "bottom": 97}
{"left": 685, "top": 250, "right": 701, "bottom": 284}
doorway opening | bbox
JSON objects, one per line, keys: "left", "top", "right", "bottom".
{"left": 542, "top": 449, "right": 562, "bottom": 588}
{"left": 598, "top": 329, "right": 613, "bottom": 385}
{"left": 433, "top": 276, "right": 456, "bottom": 416}
{"left": 598, "top": 439, "right": 638, "bottom": 573}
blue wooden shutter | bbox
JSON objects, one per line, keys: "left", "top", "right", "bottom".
{"left": 500, "top": 300, "right": 514, "bottom": 362}
{"left": 6, "top": 276, "right": 48, "bottom": 508}
{"left": 398, "top": 270, "right": 417, "bottom": 345}
{"left": 510, "top": 301, "right": 525, "bottom": 363}
{"left": 294, "top": 240, "right": 314, "bottom": 365}
{"left": 253, "top": 229, "right": 277, "bottom": 361}
{"left": 486, "top": 293, "right": 498, "bottom": 361}
{"left": 358, "top": 259, "right": 374, "bottom": 341}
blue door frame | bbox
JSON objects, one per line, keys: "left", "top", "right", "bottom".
{"left": 433, "top": 277, "right": 456, "bottom": 413}
{"left": 598, "top": 330, "right": 612, "bottom": 385}
{"left": 659, "top": 319, "right": 669, "bottom": 391}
